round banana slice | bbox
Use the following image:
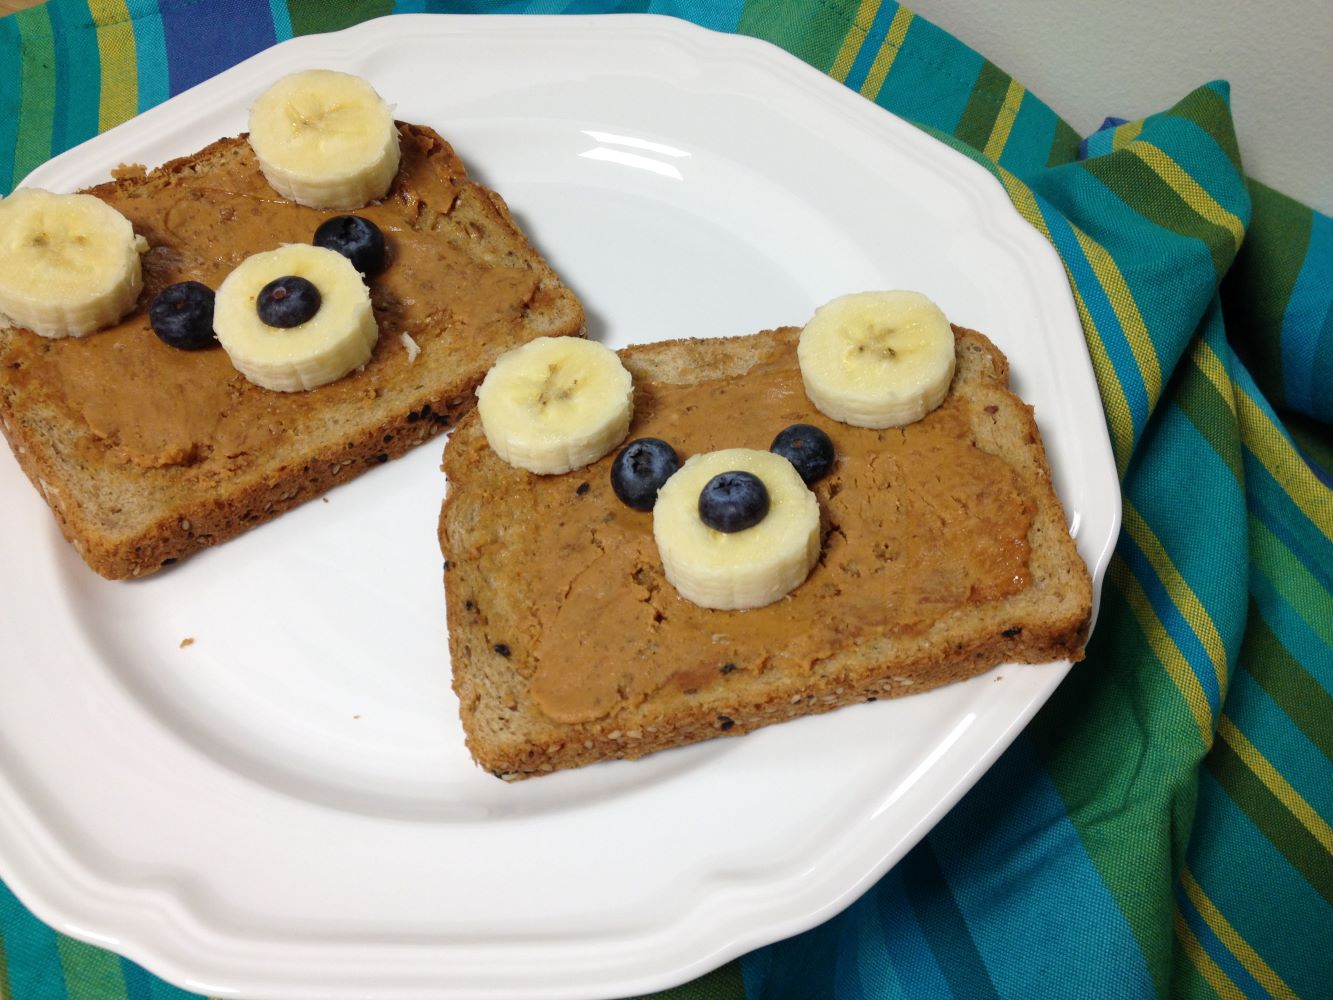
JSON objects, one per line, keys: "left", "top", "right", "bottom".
{"left": 213, "top": 244, "right": 378, "bottom": 392}
{"left": 797, "top": 290, "right": 956, "bottom": 428}
{"left": 654, "top": 448, "right": 820, "bottom": 611}
{"left": 476, "top": 337, "right": 633, "bottom": 475}
{"left": 247, "top": 69, "right": 401, "bottom": 210}
{"left": 0, "top": 188, "right": 146, "bottom": 338}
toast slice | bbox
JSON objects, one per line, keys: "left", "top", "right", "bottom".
{"left": 0, "top": 123, "right": 584, "bottom": 578}
{"left": 441, "top": 326, "right": 1092, "bottom": 779}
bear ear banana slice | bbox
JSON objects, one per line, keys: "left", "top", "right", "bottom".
{"left": 797, "top": 290, "right": 956, "bottom": 428}
{"left": 653, "top": 448, "right": 821, "bottom": 611}
{"left": 476, "top": 337, "right": 633, "bottom": 475}
{"left": 0, "top": 188, "right": 147, "bottom": 339}
{"left": 247, "top": 69, "right": 401, "bottom": 210}
{"left": 213, "top": 244, "right": 378, "bottom": 392}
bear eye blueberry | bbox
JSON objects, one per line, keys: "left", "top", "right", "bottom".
{"left": 698, "top": 471, "right": 769, "bottom": 533}
{"left": 770, "top": 423, "right": 835, "bottom": 484}
{"left": 257, "top": 275, "right": 321, "bottom": 327}
{"left": 611, "top": 437, "right": 680, "bottom": 511}
{"left": 313, "top": 215, "right": 387, "bottom": 278}
{"left": 148, "top": 281, "right": 217, "bottom": 350}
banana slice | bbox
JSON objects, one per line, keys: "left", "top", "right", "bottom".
{"left": 476, "top": 337, "right": 633, "bottom": 475}
{"left": 797, "top": 290, "right": 956, "bottom": 428}
{"left": 247, "top": 69, "right": 400, "bottom": 210}
{"left": 213, "top": 244, "right": 377, "bottom": 392}
{"left": 654, "top": 448, "right": 821, "bottom": 611}
{"left": 0, "top": 188, "right": 146, "bottom": 338}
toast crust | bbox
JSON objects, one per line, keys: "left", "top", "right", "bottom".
{"left": 441, "top": 327, "right": 1092, "bottom": 779}
{"left": 0, "top": 123, "right": 584, "bottom": 578}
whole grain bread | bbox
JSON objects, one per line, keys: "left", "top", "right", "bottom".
{"left": 441, "top": 326, "right": 1092, "bottom": 779}
{"left": 0, "top": 123, "right": 584, "bottom": 578}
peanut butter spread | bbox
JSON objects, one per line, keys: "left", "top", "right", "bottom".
{"left": 1, "top": 125, "right": 541, "bottom": 472}
{"left": 452, "top": 334, "right": 1036, "bottom": 724}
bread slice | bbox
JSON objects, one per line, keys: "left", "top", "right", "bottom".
{"left": 441, "top": 326, "right": 1092, "bottom": 779}
{"left": 0, "top": 122, "right": 584, "bottom": 578}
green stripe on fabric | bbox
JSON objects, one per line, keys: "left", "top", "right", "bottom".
{"left": 1046, "top": 117, "right": 1081, "bottom": 167}
{"left": 1168, "top": 82, "right": 1243, "bottom": 173}
{"left": 1221, "top": 181, "right": 1313, "bottom": 411}
{"left": 1204, "top": 728, "right": 1333, "bottom": 905}
{"left": 952, "top": 60, "right": 1009, "bottom": 152}
{"left": 55, "top": 934, "right": 126, "bottom": 1000}
{"left": 12, "top": 5, "right": 57, "bottom": 188}
{"left": 635, "top": 958, "right": 745, "bottom": 999}
{"left": 0, "top": 924, "right": 11, "bottom": 1000}
{"left": 1285, "top": 410, "right": 1333, "bottom": 478}
{"left": 0, "top": 14, "right": 21, "bottom": 196}
{"left": 285, "top": 0, "right": 393, "bottom": 36}
{"left": 1247, "top": 608, "right": 1333, "bottom": 762}
{"left": 1177, "top": 356, "right": 1244, "bottom": 485}
{"left": 1080, "top": 151, "right": 1235, "bottom": 282}
{"left": 736, "top": 0, "right": 853, "bottom": 72}
{"left": 1250, "top": 517, "right": 1333, "bottom": 648}
{"left": 902, "top": 842, "right": 1000, "bottom": 999}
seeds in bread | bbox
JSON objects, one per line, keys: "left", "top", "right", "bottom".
{"left": 441, "top": 326, "right": 1092, "bottom": 779}
{"left": 0, "top": 122, "right": 585, "bottom": 578}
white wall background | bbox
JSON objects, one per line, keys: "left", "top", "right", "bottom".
{"left": 908, "top": 0, "right": 1333, "bottom": 215}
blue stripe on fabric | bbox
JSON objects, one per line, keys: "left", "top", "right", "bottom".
{"left": 1249, "top": 477, "right": 1333, "bottom": 595}
{"left": 268, "top": 0, "right": 294, "bottom": 41}
{"left": 1002, "top": 93, "right": 1058, "bottom": 178}
{"left": 928, "top": 737, "right": 1157, "bottom": 998}
{"left": 1175, "top": 881, "right": 1273, "bottom": 998}
{"left": 0, "top": 15, "right": 20, "bottom": 194}
{"left": 1230, "top": 670, "right": 1333, "bottom": 820}
{"left": 1119, "top": 528, "right": 1224, "bottom": 713}
{"left": 0, "top": 881, "right": 71, "bottom": 1000}
{"left": 1193, "top": 770, "right": 1333, "bottom": 999}
{"left": 1281, "top": 210, "right": 1333, "bottom": 414}
{"left": 852, "top": 892, "right": 906, "bottom": 999}
{"left": 874, "top": 15, "right": 983, "bottom": 135}
{"left": 873, "top": 866, "right": 954, "bottom": 996}
{"left": 842, "top": 0, "right": 901, "bottom": 95}
{"left": 1248, "top": 568, "right": 1333, "bottom": 696}
{"left": 119, "top": 955, "right": 155, "bottom": 1000}
{"left": 47, "top": 0, "right": 101, "bottom": 154}
{"left": 160, "top": 0, "right": 276, "bottom": 95}
{"left": 1040, "top": 208, "right": 1152, "bottom": 432}
{"left": 126, "top": 0, "right": 170, "bottom": 112}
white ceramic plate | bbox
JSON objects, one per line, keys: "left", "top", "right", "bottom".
{"left": 0, "top": 14, "right": 1120, "bottom": 1000}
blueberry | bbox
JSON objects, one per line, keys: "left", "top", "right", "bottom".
{"left": 313, "top": 215, "right": 387, "bottom": 278}
{"left": 148, "top": 281, "right": 216, "bottom": 350}
{"left": 770, "top": 423, "right": 835, "bottom": 483}
{"left": 611, "top": 438, "right": 680, "bottom": 511}
{"left": 698, "top": 471, "right": 769, "bottom": 533}
{"left": 257, "top": 275, "right": 321, "bottom": 327}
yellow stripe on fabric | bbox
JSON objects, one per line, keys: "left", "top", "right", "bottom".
{"left": 1218, "top": 715, "right": 1333, "bottom": 854}
{"left": 1112, "top": 119, "right": 1144, "bottom": 150}
{"left": 859, "top": 5, "right": 913, "bottom": 100}
{"left": 1109, "top": 557, "right": 1213, "bottom": 742}
{"left": 830, "top": 0, "right": 881, "bottom": 83}
{"left": 982, "top": 78, "right": 1026, "bottom": 161}
{"left": 1180, "top": 867, "right": 1300, "bottom": 1000}
{"left": 1174, "top": 908, "right": 1248, "bottom": 1000}
{"left": 1072, "top": 226, "right": 1164, "bottom": 406}
{"left": 1236, "top": 391, "right": 1333, "bottom": 543}
{"left": 1123, "top": 502, "right": 1230, "bottom": 699}
{"left": 993, "top": 165, "right": 1136, "bottom": 474}
{"left": 88, "top": 0, "right": 137, "bottom": 132}
{"left": 1192, "top": 339, "right": 1237, "bottom": 416}
{"left": 1127, "top": 141, "right": 1246, "bottom": 250}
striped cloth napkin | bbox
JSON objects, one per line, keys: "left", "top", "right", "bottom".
{"left": 1, "top": 2, "right": 1329, "bottom": 998}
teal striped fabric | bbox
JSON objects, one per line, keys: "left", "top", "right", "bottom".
{"left": 1, "top": 2, "right": 1329, "bottom": 998}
